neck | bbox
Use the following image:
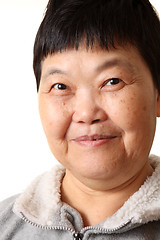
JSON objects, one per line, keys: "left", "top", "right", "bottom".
{"left": 61, "top": 162, "right": 153, "bottom": 227}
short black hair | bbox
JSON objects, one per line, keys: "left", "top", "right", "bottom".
{"left": 33, "top": 0, "right": 160, "bottom": 92}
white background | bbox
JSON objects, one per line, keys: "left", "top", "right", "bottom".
{"left": 0, "top": 0, "right": 160, "bottom": 201}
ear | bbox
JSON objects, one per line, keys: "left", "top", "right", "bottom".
{"left": 156, "top": 93, "right": 160, "bottom": 117}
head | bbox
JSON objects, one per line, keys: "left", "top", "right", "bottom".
{"left": 34, "top": 0, "right": 160, "bottom": 190}
{"left": 33, "top": 0, "right": 160, "bottom": 93}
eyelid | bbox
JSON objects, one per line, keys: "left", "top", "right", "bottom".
{"left": 50, "top": 82, "right": 74, "bottom": 96}
{"left": 101, "top": 77, "right": 125, "bottom": 91}
{"left": 51, "top": 83, "right": 68, "bottom": 90}
{"left": 102, "top": 78, "right": 121, "bottom": 86}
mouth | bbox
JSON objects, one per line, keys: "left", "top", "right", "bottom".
{"left": 72, "top": 134, "right": 117, "bottom": 147}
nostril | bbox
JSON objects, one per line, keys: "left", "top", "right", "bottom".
{"left": 92, "top": 119, "right": 100, "bottom": 124}
{"left": 78, "top": 120, "right": 85, "bottom": 124}
{"left": 77, "top": 119, "right": 100, "bottom": 124}
{"left": 73, "top": 107, "right": 108, "bottom": 124}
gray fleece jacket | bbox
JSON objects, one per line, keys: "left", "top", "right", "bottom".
{"left": 1, "top": 155, "right": 160, "bottom": 239}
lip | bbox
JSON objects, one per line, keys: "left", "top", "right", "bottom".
{"left": 72, "top": 134, "right": 117, "bottom": 147}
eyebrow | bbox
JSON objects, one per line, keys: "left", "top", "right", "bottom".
{"left": 42, "top": 69, "right": 68, "bottom": 81}
{"left": 42, "top": 58, "right": 136, "bottom": 81}
{"left": 95, "top": 58, "right": 136, "bottom": 73}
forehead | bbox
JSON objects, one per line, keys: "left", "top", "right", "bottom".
{"left": 41, "top": 43, "right": 150, "bottom": 80}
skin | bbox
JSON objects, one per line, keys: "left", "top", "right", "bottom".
{"left": 38, "top": 44, "right": 160, "bottom": 226}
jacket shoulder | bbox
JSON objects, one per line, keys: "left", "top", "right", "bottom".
{"left": 0, "top": 194, "right": 18, "bottom": 207}
{"left": 0, "top": 195, "right": 19, "bottom": 217}
{"left": 0, "top": 195, "right": 23, "bottom": 239}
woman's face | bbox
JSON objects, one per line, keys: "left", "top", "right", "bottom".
{"left": 38, "top": 44, "right": 160, "bottom": 188}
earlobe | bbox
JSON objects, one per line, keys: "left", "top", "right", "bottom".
{"left": 156, "top": 94, "right": 160, "bottom": 117}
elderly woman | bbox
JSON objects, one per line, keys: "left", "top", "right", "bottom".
{"left": 1, "top": 0, "right": 160, "bottom": 239}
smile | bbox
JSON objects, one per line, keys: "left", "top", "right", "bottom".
{"left": 72, "top": 135, "right": 117, "bottom": 147}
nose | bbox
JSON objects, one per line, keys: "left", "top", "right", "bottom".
{"left": 72, "top": 91, "right": 108, "bottom": 124}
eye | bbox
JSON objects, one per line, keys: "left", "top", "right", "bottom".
{"left": 101, "top": 77, "right": 125, "bottom": 91}
{"left": 52, "top": 83, "right": 67, "bottom": 90}
{"left": 105, "top": 78, "right": 121, "bottom": 86}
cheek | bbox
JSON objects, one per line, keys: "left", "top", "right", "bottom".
{"left": 107, "top": 90, "right": 155, "bottom": 131}
{"left": 39, "top": 97, "right": 72, "bottom": 140}
{"left": 105, "top": 90, "right": 156, "bottom": 159}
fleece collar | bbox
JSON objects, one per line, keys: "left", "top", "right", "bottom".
{"left": 13, "top": 155, "right": 160, "bottom": 229}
